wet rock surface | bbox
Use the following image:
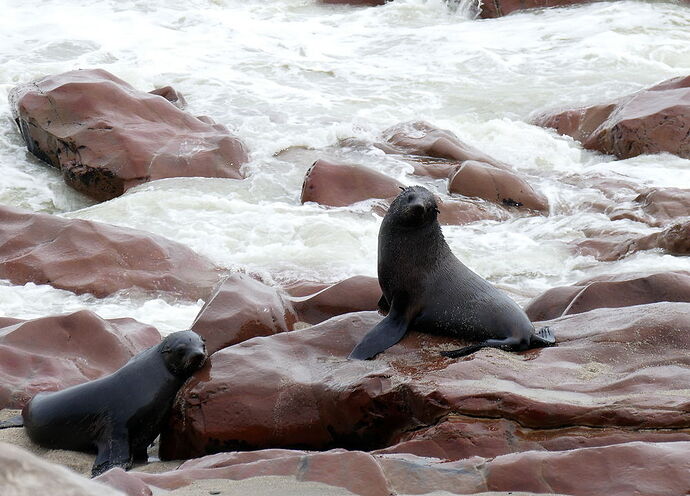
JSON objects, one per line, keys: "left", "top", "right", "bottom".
{"left": 479, "top": 0, "right": 593, "bottom": 18}
{"left": 0, "top": 310, "right": 159, "bottom": 409}
{"left": 534, "top": 75, "right": 690, "bottom": 159}
{"left": 284, "top": 275, "right": 382, "bottom": 325}
{"left": 575, "top": 220, "right": 690, "bottom": 261}
{"left": 9, "top": 68, "right": 249, "bottom": 201}
{"left": 191, "top": 273, "right": 298, "bottom": 355}
{"left": 525, "top": 270, "right": 690, "bottom": 321}
{"left": 0, "top": 205, "right": 223, "bottom": 299}
{"left": 161, "top": 301, "right": 690, "bottom": 463}
{"left": 379, "top": 121, "right": 549, "bottom": 212}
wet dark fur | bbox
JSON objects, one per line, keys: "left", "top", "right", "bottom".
{"left": 349, "top": 186, "right": 555, "bottom": 360}
{"left": 21, "top": 330, "right": 207, "bottom": 477}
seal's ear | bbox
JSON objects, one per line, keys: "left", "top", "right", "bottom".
{"left": 399, "top": 186, "right": 406, "bottom": 191}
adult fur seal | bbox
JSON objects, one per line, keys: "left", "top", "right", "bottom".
{"left": 349, "top": 186, "right": 555, "bottom": 360}
{"left": 13, "top": 330, "right": 206, "bottom": 476}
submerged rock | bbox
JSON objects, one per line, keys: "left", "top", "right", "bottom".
{"left": 0, "top": 311, "right": 159, "bottom": 409}
{"left": 0, "top": 206, "right": 223, "bottom": 299}
{"left": 534, "top": 75, "right": 690, "bottom": 159}
{"left": 300, "top": 159, "right": 402, "bottom": 207}
{"left": 160, "top": 302, "right": 690, "bottom": 461}
{"left": 378, "top": 121, "right": 548, "bottom": 212}
{"left": 9, "top": 68, "right": 249, "bottom": 201}
{"left": 479, "top": 0, "right": 593, "bottom": 18}
{"left": 575, "top": 220, "right": 690, "bottom": 261}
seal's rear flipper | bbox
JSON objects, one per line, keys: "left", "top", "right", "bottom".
{"left": 349, "top": 312, "right": 408, "bottom": 360}
{"left": 0, "top": 415, "right": 23, "bottom": 429}
{"left": 440, "top": 344, "right": 484, "bottom": 358}
{"left": 441, "top": 336, "right": 526, "bottom": 359}
{"left": 531, "top": 326, "right": 556, "bottom": 347}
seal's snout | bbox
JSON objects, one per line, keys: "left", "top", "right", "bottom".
{"left": 187, "top": 349, "right": 207, "bottom": 371}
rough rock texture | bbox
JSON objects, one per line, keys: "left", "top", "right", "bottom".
{"left": 300, "top": 159, "right": 402, "bottom": 207}
{"left": 378, "top": 121, "right": 548, "bottom": 211}
{"left": 525, "top": 271, "right": 690, "bottom": 321}
{"left": 9, "top": 68, "right": 248, "bottom": 201}
{"left": 284, "top": 276, "right": 381, "bottom": 325}
{"left": 191, "top": 273, "right": 298, "bottom": 355}
{"left": 608, "top": 187, "right": 690, "bottom": 226}
{"left": 449, "top": 160, "right": 549, "bottom": 212}
{"left": 479, "top": 0, "right": 592, "bottom": 19}
{"left": 534, "top": 75, "right": 690, "bottom": 159}
{"left": 0, "top": 311, "right": 160, "bottom": 409}
{"left": 300, "top": 158, "right": 504, "bottom": 225}
{"left": 161, "top": 302, "right": 690, "bottom": 461}
{"left": 378, "top": 121, "right": 513, "bottom": 171}
{"left": 0, "top": 206, "right": 223, "bottom": 299}
{"left": 0, "top": 442, "right": 125, "bottom": 496}
{"left": 100, "top": 443, "right": 690, "bottom": 496}
{"left": 575, "top": 220, "right": 690, "bottom": 261}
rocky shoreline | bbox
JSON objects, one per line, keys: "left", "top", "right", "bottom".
{"left": 2, "top": 59, "right": 690, "bottom": 496}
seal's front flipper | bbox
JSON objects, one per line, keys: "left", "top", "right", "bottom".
{"left": 441, "top": 336, "right": 527, "bottom": 359}
{"left": 0, "top": 414, "right": 24, "bottom": 429}
{"left": 92, "top": 429, "right": 132, "bottom": 477}
{"left": 531, "top": 326, "right": 555, "bottom": 347}
{"left": 349, "top": 311, "right": 408, "bottom": 360}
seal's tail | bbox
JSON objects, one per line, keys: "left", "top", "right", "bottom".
{"left": 531, "top": 326, "right": 556, "bottom": 347}
{"left": 0, "top": 415, "right": 23, "bottom": 429}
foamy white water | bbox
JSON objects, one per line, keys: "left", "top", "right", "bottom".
{"left": 1, "top": 0, "right": 689, "bottom": 331}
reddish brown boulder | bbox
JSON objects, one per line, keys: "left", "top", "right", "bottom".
{"left": 161, "top": 302, "right": 690, "bottom": 460}
{"left": 608, "top": 187, "right": 690, "bottom": 226}
{"left": 449, "top": 160, "right": 549, "bottom": 212}
{"left": 525, "top": 271, "right": 690, "bottom": 321}
{"left": 575, "top": 220, "right": 690, "bottom": 261}
{"left": 9, "top": 68, "right": 249, "bottom": 201}
{"left": 300, "top": 159, "right": 504, "bottom": 225}
{"left": 101, "top": 442, "right": 690, "bottom": 496}
{"left": 0, "top": 206, "right": 223, "bottom": 299}
{"left": 479, "top": 0, "right": 592, "bottom": 18}
{"left": 284, "top": 275, "right": 381, "bottom": 325}
{"left": 0, "top": 311, "right": 160, "bottom": 409}
{"left": 534, "top": 75, "right": 690, "bottom": 159}
{"left": 191, "top": 273, "right": 298, "bottom": 354}
{"left": 378, "top": 121, "right": 512, "bottom": 172}
{"left": 319, "top": 0, "right": 387, "bottom": 4}
{"left": 300, "top": 159, "right": 402, "bottom": 207}
{"left": 148, "top": 86, "right": 186, "bottom": 109}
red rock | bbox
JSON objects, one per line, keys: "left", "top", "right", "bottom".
{"left": 574, "top": 220, "right": 690, "bottom": 261}
{"left": 160, "top": 302, "right": 690, "bottom": 460}
{"left": 300, "top": 159, "right": 402, "bottom": 207}
{"left": 378, "top": 121, "right": 512, "bottom": 172}
{"left": 0, "top": 310, "right": 159, "bottom": 409}
{"left": 1, "top": 442, "right": 126, "bottom": 496}
{"left": 319, "top": 0, "right": 387, "bottom": 4}
{"left": 191, "top": 273, "right": 298, "bottom": 354}
{"left": 284, "top": 276, "right": 381, "bottom": 325}
{"left": 101, "top": 442, "right": 690, "bottom": 496}
{"left": 148, "top": 86, "right": 186, "bottom": 109}
{"left": 0, "top": 206, "right": 222, "bottom": 299}
{"left": 479, "top": 0, "right": 592, "bottom": 18}
{"left": 449, "top": 160, "right": 549, "bottom": 212}
{"left": 526, "top": 271, "right": 690, "bottom": 321}
{"left": 9, "top": 68, "right": 248, "bottom": 201}
{"left": 534, "top": 75, "right": 690, "bottom": 159}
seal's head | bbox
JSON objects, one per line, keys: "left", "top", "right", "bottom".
{"left": 388, "top": 185, "right": 440, "bottom": 228}
{"left": 161, "top": 330, "right": 207, "bottom": 378}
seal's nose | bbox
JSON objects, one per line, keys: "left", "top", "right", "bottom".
{"left": 187, "top": 350, "right": 207, "bottom": 370}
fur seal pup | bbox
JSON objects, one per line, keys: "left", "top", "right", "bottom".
{"left": 9, "top": 330, "right": 206, "bottom": 476}
{"left": 349, "top": 186, "right": 555, "bottom": 360}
